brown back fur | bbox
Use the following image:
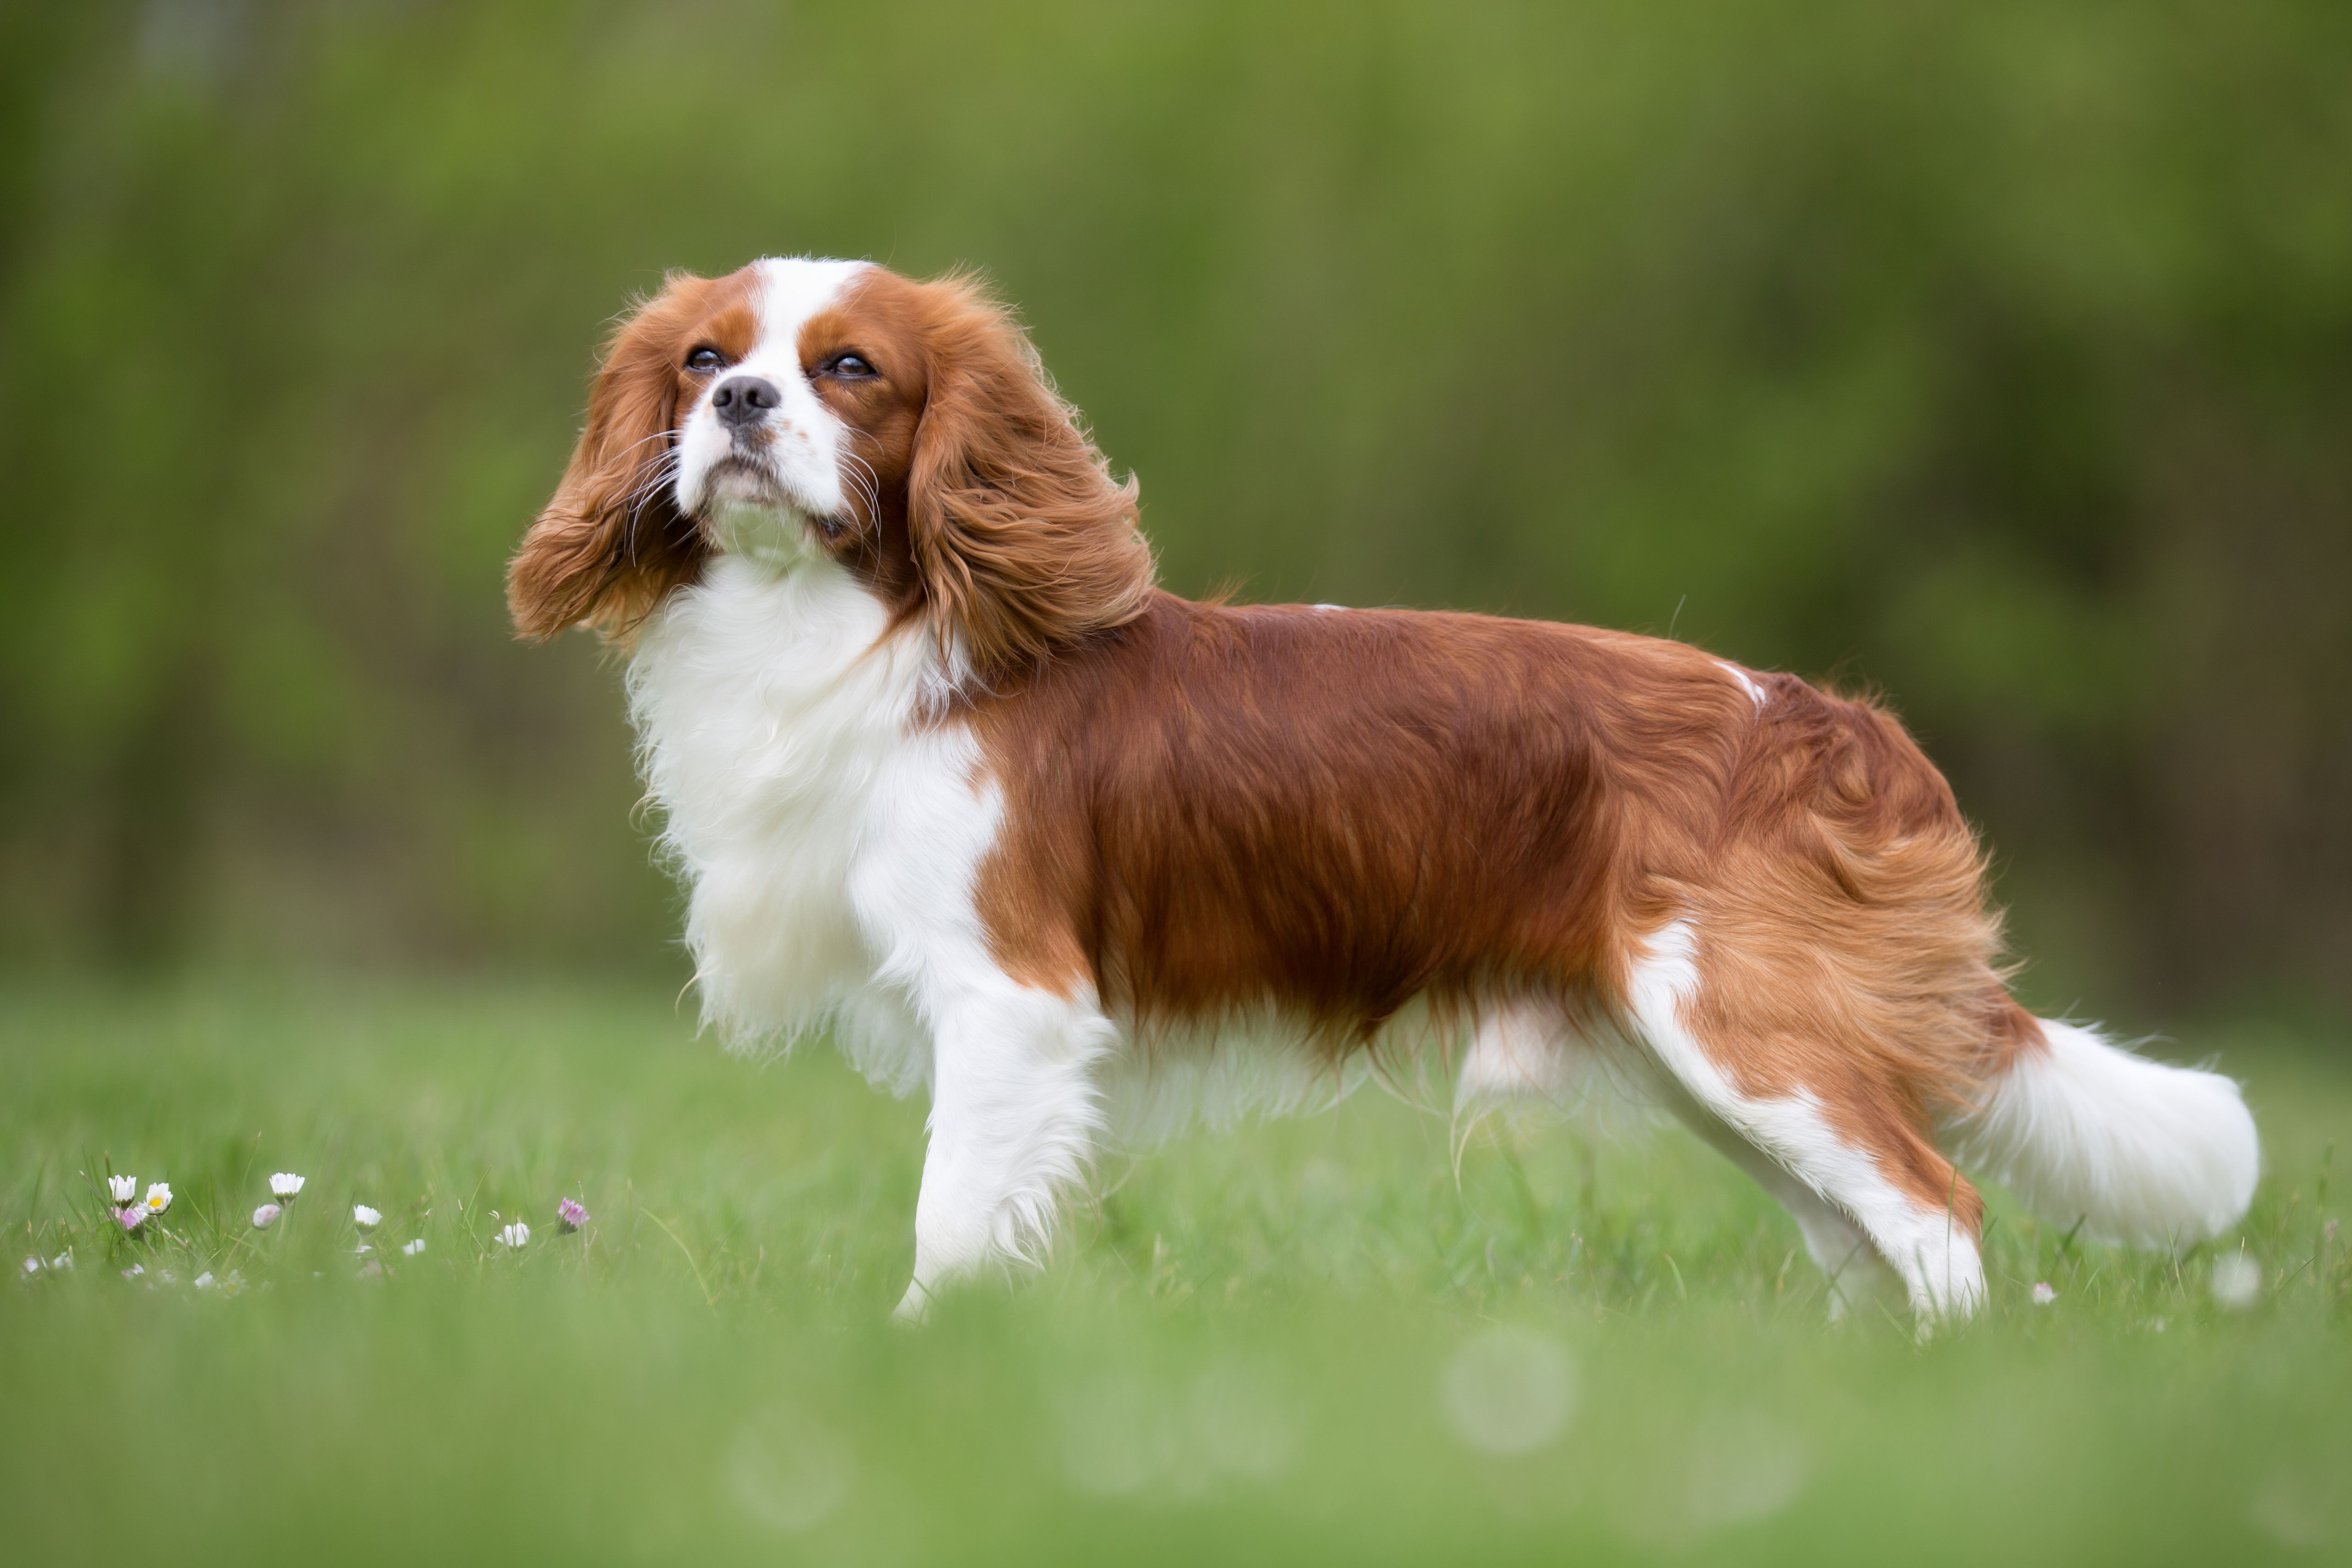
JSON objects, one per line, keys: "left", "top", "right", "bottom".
{"left": 969, "top": 595, "right": 2021, "bottom": 1199}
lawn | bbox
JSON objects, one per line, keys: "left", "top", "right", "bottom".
{"left": 3, "top": 977, "right": 2346, "bottom": 1564}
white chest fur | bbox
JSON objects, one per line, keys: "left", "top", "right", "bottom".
{"left": 627, "top": 552, "right": 984, "bottom": 1094}
{"left": 624, "top": 551, "right": 1353, "bottom": 1144}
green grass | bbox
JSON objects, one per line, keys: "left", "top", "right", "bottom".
{"left": 4, "top": 978, "right": 2346, "bottom": 1564}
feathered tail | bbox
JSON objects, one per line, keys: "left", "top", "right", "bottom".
{"left": 1953, "top": 1013, "right": 2258, "bottom": 1246}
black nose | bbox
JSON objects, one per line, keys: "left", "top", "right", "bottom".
{"left": 711, "top": 376, "right": 780, "bottom": 428}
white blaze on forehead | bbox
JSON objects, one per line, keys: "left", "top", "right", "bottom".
{"left": 675, "top": 256, "right": 870, "bottom": 531}
{"left": 749, "top": 256, "right": 869, "bottom": 352}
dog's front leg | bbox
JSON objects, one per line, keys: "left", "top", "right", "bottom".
{"left": 893, "top": 983, "right": 1115, "bottom": 1321}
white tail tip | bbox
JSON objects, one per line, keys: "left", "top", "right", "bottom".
{"left": 1955, "top": 1019, "right": 2259, "bottom": 1247}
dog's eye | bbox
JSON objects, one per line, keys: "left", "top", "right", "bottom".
{"left": 825, "top": 353, "right": 876, "bottom": 378}
{"left": 684, "top": 347, "right": 727, "bottom": 372}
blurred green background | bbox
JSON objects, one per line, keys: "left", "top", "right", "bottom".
{"left": 2, "top": 0, "right": 2347, "bottom": 1023}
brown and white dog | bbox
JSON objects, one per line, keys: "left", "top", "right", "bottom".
{"left": 510, "top": 257, "right": 2258, "bottom": 1322}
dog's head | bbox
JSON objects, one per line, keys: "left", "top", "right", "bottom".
{"left": 508, "top": 258, "right": 1154, "bottom": 677}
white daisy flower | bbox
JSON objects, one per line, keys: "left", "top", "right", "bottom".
{"left": 352, "top": 1204, "right": 382, "bottom": 1230}
{"left": 496, "top": 1221, "right": 530, "bottom": 1248}
{"left": 270, "top": 1173, "right": 305, "bottom": 1200}
{"left": 401, "top": 1238, "right": 426, "bottom": 1257}
{"left": 2030, "top": 1282, "right": 2056, "bottom": 1305}
{"left": 252, "top": 1203, "right": 282, "bottom": 1230}
{"left": 122, "top": 1264, "right": 145, "bottom": 1280}
{"left": 142, "top": 1182, "right": 173, "bottom": 1217}
{"left": 107, "top": 1175, "right": 138, "bottom": 1204}
{"left": 49, "top": 1251, "right": 71, "bottom": 1271}
{"left": 193, "top": 1271, "right": 216, "bottom": 1291}
{"left": 20, "top": 1256, "right": 39, "bottom": 1276}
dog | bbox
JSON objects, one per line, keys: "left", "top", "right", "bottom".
{"left": 509, "top": 257, "right": 2258, "bottom": 1322}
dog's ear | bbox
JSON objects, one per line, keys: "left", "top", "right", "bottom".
{"left": 905, "top": 276, "right": 1154, "bottom": 678}
{"left": 508, "top": 277, "right": 712, "bottom": 641}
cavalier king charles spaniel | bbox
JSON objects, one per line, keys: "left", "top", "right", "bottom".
{"left": 510, "top": 257, "right": 2257, "bottom": 1322}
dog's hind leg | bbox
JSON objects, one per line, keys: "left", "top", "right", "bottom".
{"left": 1653, "top": 1089, "right": 1898, "bottom": 1321}
{"left": 1622, "top": 919, "right": 1986, "bottom": 1324}
{"left": 893, "top": 981, "right": 1116, "bottom": 1321}
{"left": 1454, "top": 994, "right": 1893, "bottom": 1317}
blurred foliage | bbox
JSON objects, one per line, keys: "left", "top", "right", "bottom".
{"left": 0, "top": 0, "right": 2346, "bottom": 1016}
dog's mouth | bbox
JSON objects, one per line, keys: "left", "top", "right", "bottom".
{"left": 699, "top": 451, "right": 788, "bottom": 509}
{"left": 695, "top": 461, "right": 834, "bottom": 565}
{"left": 680, "top": 432, "right": 855, "bottom": 562}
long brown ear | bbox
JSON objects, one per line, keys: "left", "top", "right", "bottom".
{"left": 508, "top": 277, "right": 712, "bottom": 641}
{"left": 906, "top": 277, "right": 1154, "bottom": 677}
